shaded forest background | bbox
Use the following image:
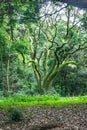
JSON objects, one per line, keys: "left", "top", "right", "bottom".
{"left": 0, "top": 0, "right": 87, "bottom": 97}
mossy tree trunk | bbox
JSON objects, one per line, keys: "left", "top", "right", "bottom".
{"left": 29, "top": 33, "right": 77, "bottom": 94}
{"left": 27, "top": 6, "right": 87, "bottom": 94}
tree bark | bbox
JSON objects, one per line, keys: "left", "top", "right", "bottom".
{"left": 6, "top": 56, "right": 10, "bottom": 96}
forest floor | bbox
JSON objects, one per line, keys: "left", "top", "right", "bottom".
{"left": 0, "top": 104, "right": 87, "bottom": 130}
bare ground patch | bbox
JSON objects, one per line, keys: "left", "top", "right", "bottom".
{"left": 0, "top": 104, "right": 87, "bottom": 130}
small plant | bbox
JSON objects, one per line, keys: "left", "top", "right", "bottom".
{"left": 8, "top": 108, "right": 24, "bottom": 122}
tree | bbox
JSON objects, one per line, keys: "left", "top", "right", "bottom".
{"left": 0, "top": 29, "right": 11, "bottom": 96}
{"left": 0, "top": 0, "right": 39, "bottom": 95}
{"left": 25, "top": 4, "right": 87, "bottom": 94}
{"left": 0, "top": 1, "right": 87, "bottom": 95}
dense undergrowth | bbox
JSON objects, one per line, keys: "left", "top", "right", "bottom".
{"left": 0, "top": 95, "right": 87, "bottom": 109}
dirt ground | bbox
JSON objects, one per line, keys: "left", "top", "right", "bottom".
{"left": 0, "top": 104, "right": 87, "bottom": 130}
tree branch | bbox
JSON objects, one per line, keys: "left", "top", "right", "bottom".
{"left": 40, "top": 5, "right": 68, "bottom": 19}
{"left": 16, "top": 48, "right": 25, "bottom": 64}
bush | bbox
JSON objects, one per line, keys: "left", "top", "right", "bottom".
{"left": 8, "top": 108, "right": 24, "bottom": 122}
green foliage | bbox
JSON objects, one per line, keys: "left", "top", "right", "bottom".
{"left": 82, "top": 11, "right": 87, "bottom": 30}
{"left": 45, "top": 87, "right": 59, "bottom": 95}
{"left": 8, "top": 108, "right": 24, "bottom": 122}
{"left": 53, "top": 64, "right": 87, "bottom": 96}
{"left": 0, "top": 29, "right": 10, "bottom": 56}
{"left": 0, "top": 91, "right": 4, "bottom": 97}
{"left": 0, "top": 1, "right": 87, "bottom": 96}
{"left": 0, "top": 95, "right": 87, "bottom": 109}
{"left": 20, "top": 1, "right": 39, "bottom": 24}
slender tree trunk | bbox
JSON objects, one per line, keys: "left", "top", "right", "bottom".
{"left": 6, "top": 55, "right": 10, "bottom": 96}
{"left": 1, "top": 56, "right": 5, "bottom": 94}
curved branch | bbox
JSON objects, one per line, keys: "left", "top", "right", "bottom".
{"left": 16, "top": 48, "right": 25, "bottom": 64}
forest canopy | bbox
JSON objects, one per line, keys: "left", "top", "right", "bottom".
{"left": 0, "top": 0, "right": 87, "bottom": 96}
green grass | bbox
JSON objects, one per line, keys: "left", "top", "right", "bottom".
{"left": 0, "top": 95, "right": 87, "bottom": 109}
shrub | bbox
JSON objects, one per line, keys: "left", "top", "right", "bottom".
{"left": 8, "top": 108, "right": 24, "bottom": 122}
